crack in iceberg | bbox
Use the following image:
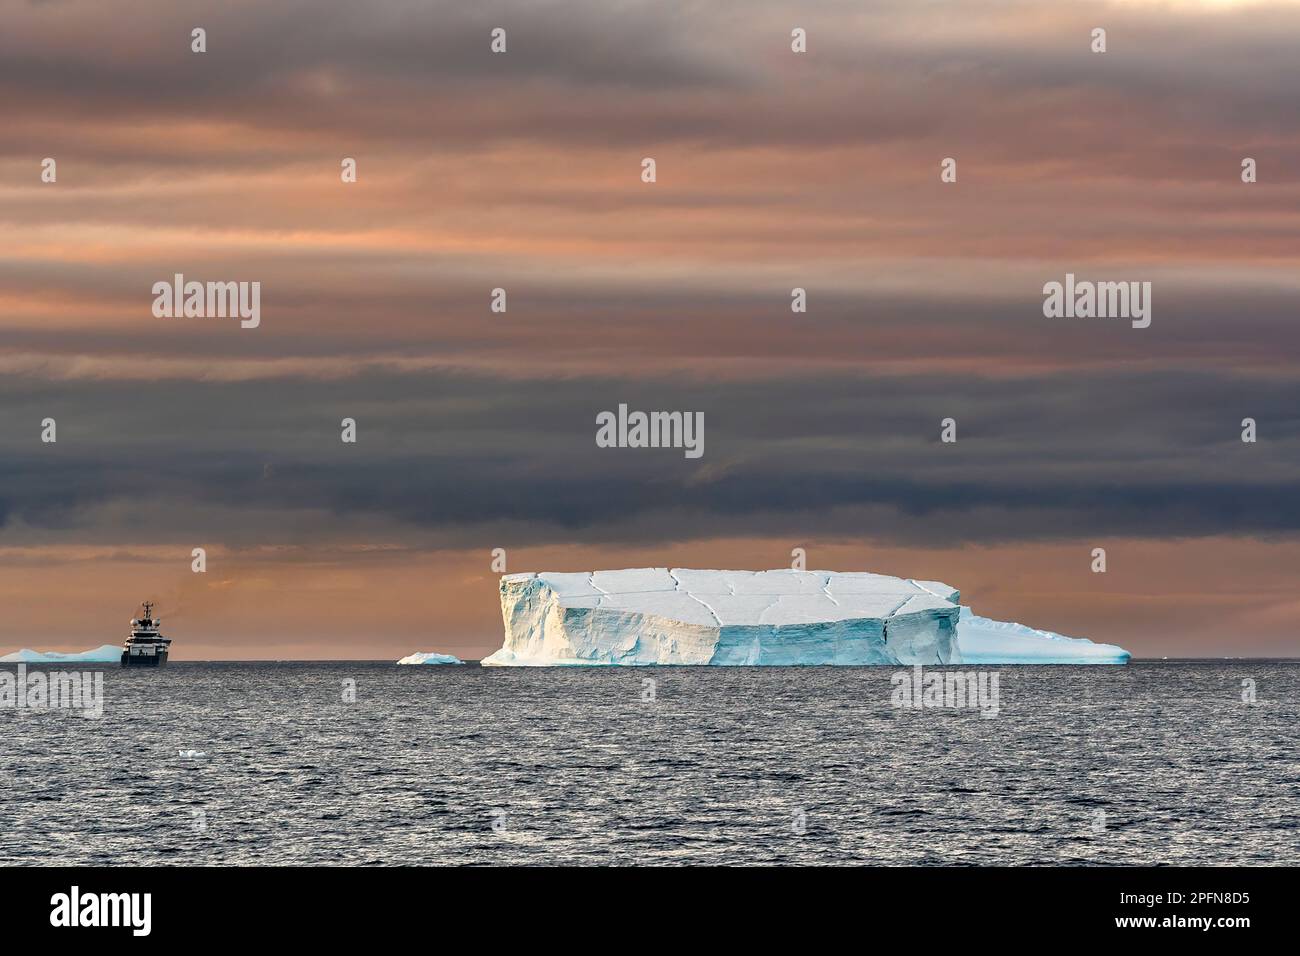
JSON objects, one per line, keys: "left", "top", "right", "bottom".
{"left": 670, "top": 568, "right": 722, "bottom": 627}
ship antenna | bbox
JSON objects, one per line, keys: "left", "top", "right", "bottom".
{"left": 143, "top": 600, "right": 154, "bottom": 618}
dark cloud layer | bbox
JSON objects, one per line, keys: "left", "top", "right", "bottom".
{"left": 3, "top": 365, "right": 1297, "bottom": 548}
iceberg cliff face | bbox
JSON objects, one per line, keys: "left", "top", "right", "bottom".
{"left": 481, "top": 569, "right": 1131, "bottom": 666}
{"left": 482, "top": 569, "right": 962, "bottom": 666}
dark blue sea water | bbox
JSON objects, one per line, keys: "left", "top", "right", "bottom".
{"left": 1, "top": 661, "right": 1296, "bottom": 865}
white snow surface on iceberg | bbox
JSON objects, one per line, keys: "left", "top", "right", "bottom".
{"left": 955, "top": 609, "right": 1130, "bottom": 664}
{"left": 0, "top": 644, "right": 121, "bottom": 663}
{"left": 396, "top": 651, "right": 463, "bottom": 665}
{"left": 481, "top": 569, "right": 1129, "bottom": 666}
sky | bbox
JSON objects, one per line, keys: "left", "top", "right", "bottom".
{"left": 2, "top": 0, "right": 1299, "bottom": 659}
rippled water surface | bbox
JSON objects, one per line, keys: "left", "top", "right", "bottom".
{"left": 1, "top": 661, "right": 1296, "bottom": 865}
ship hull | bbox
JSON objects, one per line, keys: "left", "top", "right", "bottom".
{"left": 121, "top": 650, "right": 168, "bottom": 668}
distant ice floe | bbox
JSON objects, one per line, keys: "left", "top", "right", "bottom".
{"left": 177, "top": 750, "right": 208, "bottom": 759}
{"left": 0, "top": 644, "right": 121, "bottom": 664}
{"left": 396, "top": 651, "right": 464, "bottom": 665}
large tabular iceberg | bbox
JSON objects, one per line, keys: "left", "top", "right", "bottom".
{"left": 481, "top": 569, "right": 1129, "bottom": 666}
{"left": 0, "top": 644, "right": 122, "bottom": 664}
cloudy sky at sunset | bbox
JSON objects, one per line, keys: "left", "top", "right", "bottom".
{"left": 2, "top": 0, "right": 1299, "bottom": 658}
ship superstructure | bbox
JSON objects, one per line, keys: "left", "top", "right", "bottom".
{"left": 121, "top": 601, "right": 171, "bottom": 667}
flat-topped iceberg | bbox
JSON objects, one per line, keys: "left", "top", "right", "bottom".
{"left": 484, "top": 568, "right": 961, "bottom": 666}
{"left": 481, "top": 569, "right": 1129, "bottom": 666}
{"left": 0, "top": 644, "right": 121, "bottom": 664}
{"left": 396, "top": 651, "right": 464, "bottom": 665}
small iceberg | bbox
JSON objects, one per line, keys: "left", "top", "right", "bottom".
{"left": 396, "top": 651, "right": 464, "bottom": 665}
{"left": 0, "top": 644, "right": 121, "bottom": 664}
{"left": 177, "top": 749, "right": 208, "bottom": 759}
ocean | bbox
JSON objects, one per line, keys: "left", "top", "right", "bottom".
{"left": 1, "top": 661, "right": 1296, "bottom": 865}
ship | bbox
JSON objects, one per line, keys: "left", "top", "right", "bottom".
{"left": 121, "top": 601, "right": 172, "bottom": 667}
